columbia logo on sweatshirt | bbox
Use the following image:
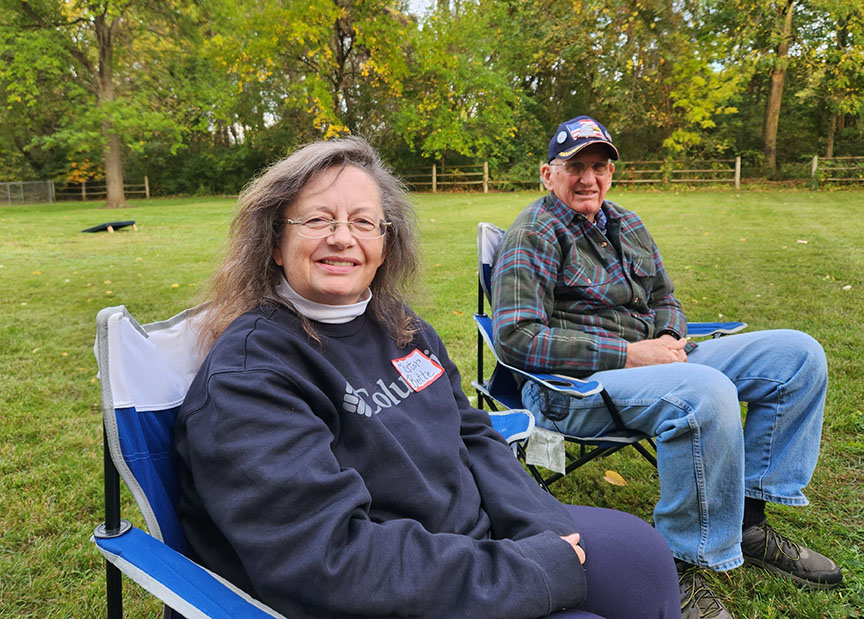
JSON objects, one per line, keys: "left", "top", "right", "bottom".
{"left": 342, "top": 349, "right": 444, "bottom": 417}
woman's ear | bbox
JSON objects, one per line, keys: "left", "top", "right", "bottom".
{"left": 272, "top": 246, "right": 284, "bottom": 267}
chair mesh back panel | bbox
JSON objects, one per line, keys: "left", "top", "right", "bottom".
{"left": 115, "top": 406, "right": 186, "bottom": 552}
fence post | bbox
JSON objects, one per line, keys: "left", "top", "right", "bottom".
{"left": 432, "top": 164, "right": 437, "bottom": 193}
{"left": 6, "top": 183, "right": 10, "bottom": 206}
{"left": 810, "top": 155, "right": 819, "bottom": 190}
{"left": 539, "top": 161, "right": 544, "bottom": 192}
{"left": 82, "top": 181, "right": 87, "bottom": 201}
{"left": 734, "top": 156, "right": 741, "bottom": 190}
{"left": 483, "top": 161, "right": 488, "bottom": 194}
{"left": 144, "top": 175, "right": 150, "bottom": 199}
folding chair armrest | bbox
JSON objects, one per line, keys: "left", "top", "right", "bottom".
{"left": 474, "top": 314, "right": 603, "bottom": 398}
{"left": 487, "top": 409, "right": 535, "bottom": 444}
{"left": 512, "top": 367, "right": 603, "bottom": 398}
{"left": 686, "top": 321, "right": 747, "bottom": 338}
{"left": 92, "top": 525, "right": 287, "bottom": 619}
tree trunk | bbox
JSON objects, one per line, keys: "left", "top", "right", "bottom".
{"left": 826, "top": 114, "right": 836, "bottom": 158}
{"left": 95, "top": 13, "right": 127, "bottom": 208}
{"left": 762, "top": 0, "right": 796, "bottom": 176}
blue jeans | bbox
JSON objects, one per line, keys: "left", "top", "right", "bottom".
{"left": 523, "top": 329, "right": 827, "bottom": 571}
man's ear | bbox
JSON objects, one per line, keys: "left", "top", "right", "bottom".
{"left": 540, "top": 163, "right": 554, "bottom": 190}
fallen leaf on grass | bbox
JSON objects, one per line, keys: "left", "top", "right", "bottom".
{"left": 842, "top": 285, "right": 852, "bottom": 291}
{"left": 603, "top": 470, "right": 628, "bottom": 486}
{"left": 796, "top": 240, "right": 808, "bottom": 244}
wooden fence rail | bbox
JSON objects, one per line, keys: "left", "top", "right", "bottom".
{"left": 401, "top": 163, "right": 490, "bottom": 193}
{"left": 53, "top": 176, "right": 151, "bottom": 201}
{"left": 614, "top": 160, "right": 665, "bottom": 184}
{"left": 811, "top": 155, "right": 864, "bottom": 185}
{"left": 400, "top": 158, "right": 742, "bottom": 191}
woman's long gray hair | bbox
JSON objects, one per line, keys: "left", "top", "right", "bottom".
{"left": 201, "top": 136, "right": 420, "bottom": 347}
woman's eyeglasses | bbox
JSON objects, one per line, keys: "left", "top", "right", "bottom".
{"left": 285, "top": 217, "right": 392, "bottom": 239}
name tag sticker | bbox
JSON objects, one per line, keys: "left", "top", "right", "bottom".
{"left": 391, "top": 349, "right": 445, "bottom": 392}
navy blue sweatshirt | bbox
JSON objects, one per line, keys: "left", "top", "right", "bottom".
{"left": 175, "top": 305, "right": 586, "bottom": 618}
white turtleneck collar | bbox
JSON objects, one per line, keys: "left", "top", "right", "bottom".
{"left": 275, "top": 275, "right": 371, "bottom": 324}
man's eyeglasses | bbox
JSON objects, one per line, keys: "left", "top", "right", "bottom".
{"left": 549, "top": 160, "right": 613, "bottom": 177}
{"left": 285, "top": 217, "right": 392, "bottom": 239}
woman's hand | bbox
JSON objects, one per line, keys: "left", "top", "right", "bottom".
{"left": 560, "top": 532, "right": 586, "bottom": 564}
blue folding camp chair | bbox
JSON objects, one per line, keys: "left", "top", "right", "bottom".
{"left": 92, "top": 303, "right": 535, "bottom": 618}
{"left": 92, "top": 305, "right": 289, "bottom": 619}
{"left": 473, "top": 222, "right": 747, "bottom": 491}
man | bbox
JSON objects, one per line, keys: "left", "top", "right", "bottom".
{"left": 491, "top": 115, "right": 842, "bottom": 618}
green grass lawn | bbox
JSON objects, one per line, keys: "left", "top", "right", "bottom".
{"left": 1, "top": 188, "right": 862, "bottom": 617}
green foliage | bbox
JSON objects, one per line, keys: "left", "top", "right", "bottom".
{"left": 663, "top": 53, "right": 746, "bottom": 155}
{"left": 1, "top": 0, "right": 863, "bottom": 185}
{"left": 392, "top": 1, "right": 522, "bottom": 163}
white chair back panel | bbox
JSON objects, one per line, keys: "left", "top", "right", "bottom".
{"left": 106, "top": 309, "right": 207, "bottom": 411}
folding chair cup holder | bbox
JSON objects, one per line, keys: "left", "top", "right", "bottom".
{"left": 472, "top": 222, "right": 746, "bottom": 491}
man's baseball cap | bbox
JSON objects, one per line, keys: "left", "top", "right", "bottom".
{"left": 548, "top": 115, "right": 619, "bottom": 162}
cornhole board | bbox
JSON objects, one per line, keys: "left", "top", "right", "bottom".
{"left": 82, "top": 221, "right": 137, "bottom": 233}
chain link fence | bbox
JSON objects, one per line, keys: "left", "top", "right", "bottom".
{"left": 1, "top": 180, "right": 54, "bottom": 205}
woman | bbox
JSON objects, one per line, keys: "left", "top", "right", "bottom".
{"left": 175, "top": 137, "right": 681, "bottom": 619}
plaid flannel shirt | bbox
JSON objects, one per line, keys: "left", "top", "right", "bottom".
{"left": 491, "top": 194, "right": 686, "bottom": 377}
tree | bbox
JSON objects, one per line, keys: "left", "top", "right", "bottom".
{"left": 761, "top": 0, "right": 797, "bottom": 174}
{"left": 521, "top": 0, "right": 745, "bottom": 159}
{"left": 1, "top": 1, "right": 198, "bottom": 206}
{"left": 392, "top": 0, "right": 523, "bottom": 165}
{"left": 796, "top": 0, "right": 864, "bottom": 156}
{"left": 200, "top": 1, "right": 415, "bottom": 150}
{"left": 0, "top": 2, "right": 87, "bottom": 181}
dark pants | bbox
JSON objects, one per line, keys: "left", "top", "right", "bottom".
{"left": 546, "top": 506, "right": 681, "bottom": 619}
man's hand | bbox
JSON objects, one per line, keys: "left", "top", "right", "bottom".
{"left": 560, "top": 532, "right": 586, "bottom": 564}
{"left": 624, "top": 334, "right": 688, "bottom": 368}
